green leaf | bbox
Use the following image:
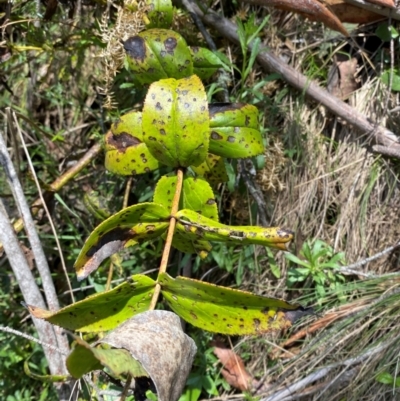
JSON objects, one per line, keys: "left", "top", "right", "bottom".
{"left": 380, "top": 69, "right": 400, "bottom": 92}
{"left": 26, "top": 275, "right": 156, "bottom": 332}
{"left": 66, "top": 336, "right": 148, "bottom": 379}
{"left": 159, "top": 273, "right": 312, "bottom": 335}
{"left": 105, "top": 111, "right": 160, "bottom": 176}
{"left": 145, "top": 0, "right": 173, "bottom": 29}
{"left": 375, "top": 22, "right": 399, "bottom": 42}
{"left": 181, "top": 176, "right": 218, "bottom": 221}
{"left": 74, "top": 203, "right": 169, "bottom": 280}
{"left": 142, "top": 75, "right": 209, "bottom": 167}
{"left": 124, "top": 29, "right": 193, "bottom": 84}
{"left": 190, "top": 46, "right": 223, "bottom": 80}
{"left": 284, "top": 253, "right": 311, "bottom": 268}
{"left": 376, "top": 372, "right": 394, "bottom": 385}
{"left": 266, "top": 248, "right": 280, "bottom": 279}
{"left": 191, "top": 153, "right": 228, "bottom": 184}
{"left": 208, "top": 103, "right": 263, "bottom": 158}
{"left": 175, "top": 209, "right": 293, "bottom": 251}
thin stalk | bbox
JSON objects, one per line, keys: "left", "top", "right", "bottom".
{"left": 149, "top": 168, "right": 184, "bottom": 310}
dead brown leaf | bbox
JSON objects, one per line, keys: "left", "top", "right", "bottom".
{"left": 244, "top": 0, "right": 349, "bottom": 35}
{"left": 213, "top": 341, "right": 257, "bottom": 391}
{"left": 328, "top": 3, "right": 383, "bottom": 23}
{"left": 327, "top": 54, "right": 359, "bottom": 99}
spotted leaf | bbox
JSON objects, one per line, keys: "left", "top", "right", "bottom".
{"left": 191, "top": 153, "right": 228, "bottom": 184}
{"left": 67, "top": 336, "right": 148, "bottom": 379}
{"left": 105, "top": 111, "right": 160, "bottom": 176}
{"left": 159, "top": 273, "right": 312, "bottom": 335}
{"left": 74, "top": 203, "right": 169, "bottom": 280}
{"left": 142, "top": 75, "right": 209, "bottom": 167}
{"left": 208, "top": 103, "right": 263, "bottom": 158}
{"left": 145, "top": 0, "right": 173, "bottom": 29}
{"left": 190, "top": 46, "right": 223, "bottom": 80}
{"left": 26, "top": 275, "right": 156, "bottom": 332}
{"left": 124, "top": 29, "right": 193, "bottom": 85}
{"left": 175, "top": 209, "right": 293, "bottom": 251}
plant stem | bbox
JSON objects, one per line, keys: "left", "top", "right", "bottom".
{"left": 149, "top": 168, "right": 184, "bottom": 310}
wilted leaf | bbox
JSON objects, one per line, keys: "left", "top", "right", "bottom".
{"left": 105, "top": 111, "right": 160, "bottom": 176}
{"left": 159, "top": 273, "right": 313, "bottom": 335}
{"left": 208, "top": 103, "right": 263, "bottom": 158}
{"left": 175, "top": 208, "right": 293, "bottom": 251}
{"left": 124, "top": 29, "right": 193, "bottom": 84}
{"left": 213, "top": 342, "right": 256, "bottom": 391}
{"left": 100, "top": 310, "right": 197, "bottom": 401}
{"left": 66, "top": 336, "right": 148, "bottom": 379}
{"left": 142, "top": 75, "right": 209, "bottom": 167}
{"left": 74, "top": 203, "right": 169, "bottom": 280}
{"left": 26, "top": 275, "right": 156, "bottom": 332}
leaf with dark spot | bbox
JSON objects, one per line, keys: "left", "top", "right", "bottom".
{"left": 142, "top": 75, "right": 209, "bottom": 167}
{"left": 192, "top": 153, "right": 228, "bottom": 184}
{"left": 160, "top": 273, "right": 311, "bottom": 335}
{"left": 74, "top": 203, "right": 169, "bottom": 280}
{"left": 208, "top": 103, "right": 263, "bottom": 158}
{"left": 175, "top": 209, "right": 293, "bottom": 251}
{"left": 26, "top": 275, "right": 156, "bottom": 332}
{"left": 105, "top": 111, "right": 160, "bottom": 175}
{"left": 190, "top": 46, "right": 223, "bottom": 80}
{"left": 125, "top": 29, "right": 193, "bottom": 84}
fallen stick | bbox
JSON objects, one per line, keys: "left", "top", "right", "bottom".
{"left": 0, "top": 141, "right": 102, "bottom": 254}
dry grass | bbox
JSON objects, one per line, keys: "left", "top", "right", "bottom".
{"left": 233, "top": 14, "right": 400, "bottom": 401}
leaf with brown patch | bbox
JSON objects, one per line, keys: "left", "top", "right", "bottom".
{"left": 74, "top": 203, "right": 169, "bottom": 280}
{"left": 105, "top": 111, "right": 160, "bottom": 176}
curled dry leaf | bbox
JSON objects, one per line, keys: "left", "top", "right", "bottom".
{"left": 245, "top": 0, "right": 348, "bottom": 36}
{"left": 327, "top": 54, "right": 359, "bottom": 99}
{"left": 100, "top": 310, "right": 197, "bottom": 401}
{"left": 213, "top": 341, "right": 257, "bottom": 391}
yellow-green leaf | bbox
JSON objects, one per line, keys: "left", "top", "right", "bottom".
{"left": 26, "top": 275, "right": 156, "bottom": 332}
{"left": 192, "top": 153, "right": 228, "bottom": 184}
{"left": 159, "top": 273, "right": 312, "bottom": 335}
{"left": 175, "top": 209, "right": 293, "bottom": 251}
{"left": 142, "top": 75, "right": 209, "bottom": 167}
{"left": 105, "top": 111, "right": 160, "bottom": 176}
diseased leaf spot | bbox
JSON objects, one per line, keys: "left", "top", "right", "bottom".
{"left": 227, "top": 136, "right": 235, "bottom": 143}
{"left": 211, "top": 131, "right": 223, "bottom": 140}
{"left": 155, "top": 102, "right": 163, "bottom": 110}
{"left": 124, "top": 36, "right": 146, "bottom": 61}
{"left": 190, "top": 311, "right": 198, "bottom": 320}
{"left": 164, "top": 37, "right": 177, "bottom": 54}
{"left": 253, "top": 318, "right": 260, "bottom": 328}
{"left": 159, "top": 128, "right": 166, "bottom": 135}
{"left": 107, "top": 132, "right": 142, "bottom": 152}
